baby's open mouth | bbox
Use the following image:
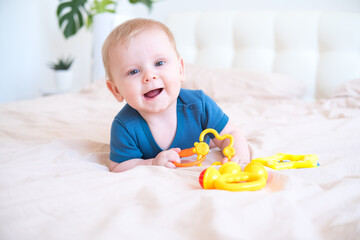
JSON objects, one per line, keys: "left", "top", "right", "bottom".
{"left": 144, "top": 88, "right": 163, "bottom": 99}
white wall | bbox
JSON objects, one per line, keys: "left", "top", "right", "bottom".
{"left": 117, "top": 0, "right": 360, "bottom": 21}
{"left": 0, "top": 0, "right": 92, "bottom": 103}
{"left": 0, "top": 0, "right": 359, "bottom": 103}
{"left": 0, "top": 1, "right": 41, "bottom": 102}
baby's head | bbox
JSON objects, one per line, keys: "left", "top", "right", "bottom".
{"left": 102, "top": 18, "right": 180, "bottom": 81}
{"left": 102, "top": 18, "right": 185, "bottom": 115}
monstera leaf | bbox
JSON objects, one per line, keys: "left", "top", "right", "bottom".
{"left": 57, "top": 0, "right": 87, "bottom": 39}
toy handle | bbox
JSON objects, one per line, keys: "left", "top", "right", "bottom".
{"left": 215, "top": 178, "right": 266, "bottom": 191}
{"left": 173, "top": 155, "right": 206, "bottom": 167}
{"left": 172, "top": 148, "right": 206, "bottom": 167}
{"left": 179, "top": 148, "right": 195, "bottom": 157}
{"left": 224, "top": 172, "right": 259, "bottom": 182}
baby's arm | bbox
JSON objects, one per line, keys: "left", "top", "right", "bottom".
{"left": 109, "top": 148, "right": 181, "bottom": 172}
{"left": 211, "top": 121, "right": 251, "bottom": 164}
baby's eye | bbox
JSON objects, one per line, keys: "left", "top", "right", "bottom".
{"left": 155, "top": 61, "right": 165, "bottom": 67}
{"left": 128, "top": 69, "right": 139, "bottom": 75}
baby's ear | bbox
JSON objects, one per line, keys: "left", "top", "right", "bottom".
{"left": 106, "top": 80, "right": 124, "bottom": 102}
{"left": 179, "top": 57, "right": 185, "bottom": 82}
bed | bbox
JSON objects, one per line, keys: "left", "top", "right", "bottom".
{"left": 1, "top": 11, "right": 360, "bottom": 239}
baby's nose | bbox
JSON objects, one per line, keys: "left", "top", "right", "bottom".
{"left": 144, "top": 75, "right": 157, "bottom": 82}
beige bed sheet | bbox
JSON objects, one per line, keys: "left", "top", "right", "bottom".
{"left": 0, "top": 72, "right": 359, "bottom": 239}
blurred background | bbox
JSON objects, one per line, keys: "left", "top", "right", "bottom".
{"left": 0, "top": 0, "right": 359, "bottom": 103}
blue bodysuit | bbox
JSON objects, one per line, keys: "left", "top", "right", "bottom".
{"left": 109, "top": 89, "right": 229, "bottom": 163}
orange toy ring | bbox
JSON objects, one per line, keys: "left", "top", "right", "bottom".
{"left": 172, "top": 155, "right": 206, "bottom": 167}
{"left": 172, "top": 147, "right": 207, "bottom": 167}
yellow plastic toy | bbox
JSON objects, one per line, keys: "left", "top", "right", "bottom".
{"left": 199, "top": 161, "right": 268, "bottom": 191}
{"left": 173, "top": 128, "right": 235, "bottom": 167}
{"left": 252, "top": 153, "right": 319, "bottom": 170}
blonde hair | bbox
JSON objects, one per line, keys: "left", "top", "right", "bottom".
{"left": 102, "top": 18, "right": 179, "bottom": 81}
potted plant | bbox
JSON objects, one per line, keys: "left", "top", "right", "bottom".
{"left": 57, "top": 0, "right": 156, "bottom": 38}
{"left": 49, "top": 57, "right": 74, "bottom": 92}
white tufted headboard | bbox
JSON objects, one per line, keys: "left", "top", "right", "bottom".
{"left": 165, "top": 11, "right": 360, "bottom": 99}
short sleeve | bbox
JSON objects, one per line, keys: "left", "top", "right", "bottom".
{"left": 109, "top": 119, "right": 143, "bottom": 163}
{"left": 202, "top": 91, "right": 229, "bottom": 135}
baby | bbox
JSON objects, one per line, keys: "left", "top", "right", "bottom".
{"left": 102, "top": 18, "right": 251, "bottom": 172}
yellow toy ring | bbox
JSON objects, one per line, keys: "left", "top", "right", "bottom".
{"left": 199, "top": 162, "right": 268, "bottom": 191}
{"left": 252, "top": 153, "right": 319, "bottom": 170}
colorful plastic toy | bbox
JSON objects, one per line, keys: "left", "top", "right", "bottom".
{"left": 173, "top": 128, "right": 235, "bottom": 167}
{"left": 199, "top": 161, "right": 268, "bottom": 191}
{"left": 251, "top": 153, "right": 319, "bottom": 170}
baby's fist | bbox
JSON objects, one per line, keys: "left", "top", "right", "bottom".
{"left": 153, "top": 148, "right": 181, "bottom": 169}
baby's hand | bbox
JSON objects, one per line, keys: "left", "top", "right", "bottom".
{"left": 153, "top": 148, "right": 181, "bottom": 169}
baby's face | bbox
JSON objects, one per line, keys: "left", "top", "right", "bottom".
{"left": 108, "top": 26, "right": 184, "bottom": 115}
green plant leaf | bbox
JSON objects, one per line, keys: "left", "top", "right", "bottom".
{"left": 86, "top": 14, "right": 93, "bottom": 28}
{"left": 92, "top": 0, "right": 117, "bottom": 14}
{"left": 129, "top": 0, "right": 154, "bottom": 11}
{"left": 48, "top": 57, "right": 74, "bottom": 70}
{"left": 57, "top": 0, "right": 88, "bottom": 38}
